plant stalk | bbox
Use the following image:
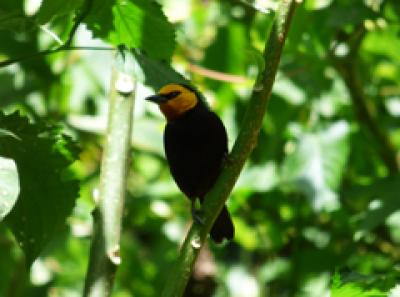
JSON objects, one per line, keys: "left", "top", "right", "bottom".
{"left": 83, "top": 49, "right": 136, "bottom": 297}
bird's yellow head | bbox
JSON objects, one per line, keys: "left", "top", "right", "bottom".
{"left": 146, "top": 84, "right": 198, "bottom": 121}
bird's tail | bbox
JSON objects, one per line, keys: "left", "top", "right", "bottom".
{"left": 210, "top": 205, "right": 234, "bottom": 243}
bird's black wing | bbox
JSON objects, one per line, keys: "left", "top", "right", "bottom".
{"left": 164, "top": 109, "right": 228, "bottom": 200}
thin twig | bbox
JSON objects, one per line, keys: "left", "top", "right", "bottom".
{"left": 0, "top": 46, "right": 114, "bottom": 68}
{"left": 188, "top": 63, "right": 249, "bottom": 84}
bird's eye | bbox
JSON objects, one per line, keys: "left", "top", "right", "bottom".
{"left": 165, "top": 91, "right": 181, "bottom": 99}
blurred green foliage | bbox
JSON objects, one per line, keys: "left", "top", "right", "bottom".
{"left": 1, "top": 0, "right": 400, "bottom": 296}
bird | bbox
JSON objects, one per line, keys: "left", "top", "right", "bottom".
{"left": 146, "top": 83, "right": 234, "bottom": 243}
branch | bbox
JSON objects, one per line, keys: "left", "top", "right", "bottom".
{"left": 331, "top": 28, "right": 399, "bottom": 174}
{"left": 161, "top": 1, "right": 298, "bottom": 296}
{"left": 83, "top": 49, "right": 136, "bottom": 297}
{"left": 188, "top": 63, "right": 249, "bottom": 84}
{"left": 0, "top": 46, "right": 113, "bottom": 68}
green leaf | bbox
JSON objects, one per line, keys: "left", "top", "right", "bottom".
{"left": 0, "top": 156, "right": 19, "bottom": 221}
{"left": 331, "top": 283, "right": 385, "bottom": 297}
{"left": 133, "top": 50, "right": 188, "bottom": 89}
{"left": 331, "top": 279, "right": 387, "bottom": 297}
{"left": 0, "top": 112, "right": 80, "bottom": 265}
{"left": 35, "top": 0, "right": 84, "bottom": 24}
{"left": 281, "top": 121, "right": 350, "bottom": 211}
{"left": 346, "top": 175, "right": 400, "bottom": 235}
{"left": 0, "top": 2, "right": 33, "bottom": 33}
{"left": 84, "top": 0, "right": 175, "bottom": 60}
{"left": 202, "top": 22, "right": 248, "bottom": 74}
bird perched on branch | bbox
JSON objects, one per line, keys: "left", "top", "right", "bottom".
{"left": 146, "top": 83, "right": 234, "bottom": 243}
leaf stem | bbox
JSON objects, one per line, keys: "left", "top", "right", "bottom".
{"left": 83, "top": 50, "right": 136, "bottom": 297}
{"left": 0, "top": 46, "right": 114, "bottom": 68}
{"left": 161, "top": 1, "right": 298, "bottom": 296}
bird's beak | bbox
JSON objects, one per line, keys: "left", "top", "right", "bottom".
{"left": 145, "top": 94, "right": 168, "bottom": 104}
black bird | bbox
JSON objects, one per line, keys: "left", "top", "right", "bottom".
{"left": 146, "top": 83, "right": 234, "bottom": 243}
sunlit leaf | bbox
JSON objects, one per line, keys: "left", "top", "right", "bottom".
{"left": 281, "top": 121, "right": 350, "bottom": 211}
{"left": 331, "top": 283, "right": 386, "bottom": 297}
{"left": 84, "top": 0, "right": 175, "bottom": 60}
{"left": 0, "top": 156, "right": 19, "bottom": 221}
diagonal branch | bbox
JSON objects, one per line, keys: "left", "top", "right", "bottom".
{"left": 161, "top": 1, "right": 298, "bottom": 296}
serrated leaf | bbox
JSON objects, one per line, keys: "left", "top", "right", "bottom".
{"left": 0, "top": 156, "right": 19, "bottom": 221}
{"left": 281, "top": 121, "right": 350, "bottom": 211}
{"left": 84, "top": 0, "right": 175, "bottom": 60}
{"left": 35, "top": 0, "right": 83, "bottom": 24}
{"left": 0, "top": 112, "right": 79, "bottom": 265}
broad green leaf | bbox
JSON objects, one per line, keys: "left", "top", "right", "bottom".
{"left": 0, "top": 156, "right": 19, "bottom": 221}
{"left": 84, "top": 0, "right": 175, "bottom": 60}
{"left": 281, "top": 121, "right": 350, "bottom": 211}
{"left": 35, "top": 0, "right": 83, "bottom": 24}
{"left": 0, "top": 112, "right": 79, "bottom": 265}
{"left": 202, "top": 22, "right": 248, "bottom": 75}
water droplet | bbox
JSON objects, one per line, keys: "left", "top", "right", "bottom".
{"left": 334, "top": 43, "right": 349, "bottom": 57}
{"left": 191, "top": 236, "right": 202, "bottom": 249}
{"left": 108, "top": 245, "right": 121, "bottom": 265}
{"left": 92, "top": 187, "right": 100, "bottom": 204}
{"left": 116, "top": 73, "right": 134, "bottom": 95}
